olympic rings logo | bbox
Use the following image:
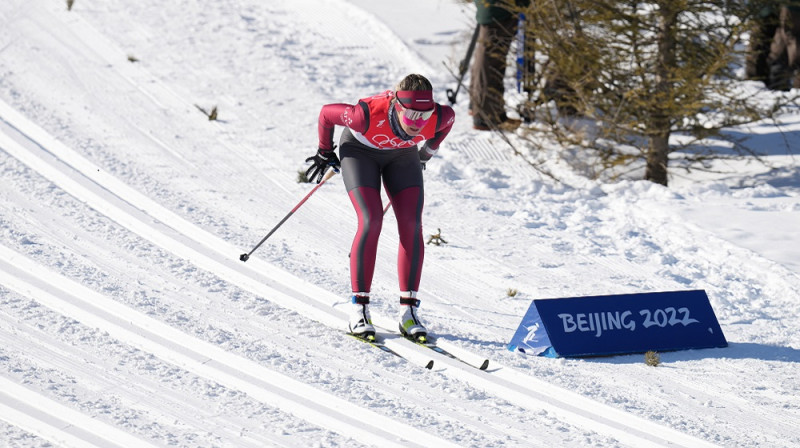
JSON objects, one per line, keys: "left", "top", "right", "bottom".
{"left": 371, "top": 134, "right": 418, "bottom": 148}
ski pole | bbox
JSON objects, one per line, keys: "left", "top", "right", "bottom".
{"left": 446, "top": 24, "right": 480, "bottom": 104}
{"left": 240, "top": 168, "right": 338, "bottom": 262}
{"left": 516, "top": 11, "right": 537, "bottom": 122}
{"left": 516, "top": 13, "right": 535, "bottom": 94}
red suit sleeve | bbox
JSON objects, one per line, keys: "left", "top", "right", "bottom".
{"left": 317, "top": 103, "right": 368, "bottom": 151}
{"left": 420, "top": 104, "right": 456, "bottom": 159}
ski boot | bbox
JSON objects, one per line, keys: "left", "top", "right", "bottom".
{"left": 348, "top": 294, "right": 375, "bottom": 341}
{"left": 398, "top": 297, "right": 427, "bottom": 343}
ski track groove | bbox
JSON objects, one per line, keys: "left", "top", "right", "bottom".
{"left": 0, "top": 311, "right": 289, "bottom": 448}
{"left": 0, "top": 92, "right": 720, "bottom": 447}
{"left": 0, "top": 375, "right": 158, "bottom": 448}
{"left": 0, "top": 247, "right": 450, "bottom": 448}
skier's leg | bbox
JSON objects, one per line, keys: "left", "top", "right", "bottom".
{"left": 383, "top": 150, "right": 427, "bottom": 340}
{"left": 347, "top": 186, "right": 384, "bottom": 293}
{"left": 388, "top": 185, "right": 424, "bottom": 292}
{"left": 340, "top": 139, "right": 383, "bottom": 337}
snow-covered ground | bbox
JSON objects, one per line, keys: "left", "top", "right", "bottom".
{"left": 1, "top": 0, "right": 798, "bottom": 446}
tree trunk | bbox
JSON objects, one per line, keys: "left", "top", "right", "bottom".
{"left": 646, "top": 134, "right": 669, "bottom": 186}
{"left": 646, "top": 1, "right": 678, "bottom": 187}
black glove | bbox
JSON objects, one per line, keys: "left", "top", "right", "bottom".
{"left": 305, "top": 146, "right": 340, "bottom": 183}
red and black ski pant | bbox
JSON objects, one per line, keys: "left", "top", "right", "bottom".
{"left": 339, "top": 131, "right": 425, "bottom": 295}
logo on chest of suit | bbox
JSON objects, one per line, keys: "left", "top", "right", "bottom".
{"left": 376, "top": 119, "right": 386, "bottom": 128}
{"left": 371, "top": 134, "right": 418, "bottom": 148}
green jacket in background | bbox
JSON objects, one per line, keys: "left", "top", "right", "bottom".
{"left": 474, "top": 0, "right": 531, "bottom": 25}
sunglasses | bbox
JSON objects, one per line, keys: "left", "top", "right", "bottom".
{"left": 395, "top": 102, "right": 434, "bottom": 128}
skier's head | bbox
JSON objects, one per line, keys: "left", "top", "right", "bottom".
{"left": 394, "top": 74, "right": 434, "bottom": 135}
{"left": 394, "top": 74, "right": 434, "bottom": 111}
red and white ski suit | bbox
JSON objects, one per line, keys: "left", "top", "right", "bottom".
{"left": 317, "top": 90, "right": 455, "bottom": 294}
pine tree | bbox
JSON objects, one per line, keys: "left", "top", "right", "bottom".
{"left": 519, "top": 0, "right": 798, "bottom": 186}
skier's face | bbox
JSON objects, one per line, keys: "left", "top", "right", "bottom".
{"left": 395, "top": 102, "right": 433, "bottom": 136}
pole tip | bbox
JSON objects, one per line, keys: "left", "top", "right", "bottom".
{"left": 239, "top": 253, "right": 249, "bottom": 262}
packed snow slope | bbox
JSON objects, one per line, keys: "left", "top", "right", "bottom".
{"left": 1, "top": 0, "right": 799, "bottom": 447}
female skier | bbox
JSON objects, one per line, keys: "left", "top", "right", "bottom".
{"left": 304, "top": 74, "right": 455, "bottom": 342}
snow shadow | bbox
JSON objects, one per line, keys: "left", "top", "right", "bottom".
{"left": 718, "top": 342, "right": 800, "bottom": 363}
{"left": 579, "top": 342, "right": 800, "bottom": 365}
{"left": 677, "top": 126, "right": 800, "bottom": 157}
{"left": 749, "top": 165, "right": 800, "bottom": 189}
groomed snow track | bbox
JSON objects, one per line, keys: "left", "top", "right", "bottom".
{"left": 0, "top": 96, "right": 720, "bottom": 447}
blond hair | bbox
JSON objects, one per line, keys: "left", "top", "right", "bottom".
{"left": 395, "top": 74, "right": 433, "bottom": 91}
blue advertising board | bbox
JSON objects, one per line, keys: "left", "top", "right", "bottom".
{"left": 508, "top": 290, "right": 727, "bottom": 357}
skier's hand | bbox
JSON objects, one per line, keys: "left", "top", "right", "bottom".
{"left": 305, "top": 146, "right": 340, "bottom": 183}
{"left": 419, "top": 148, "right": 432, "bottom": 171}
